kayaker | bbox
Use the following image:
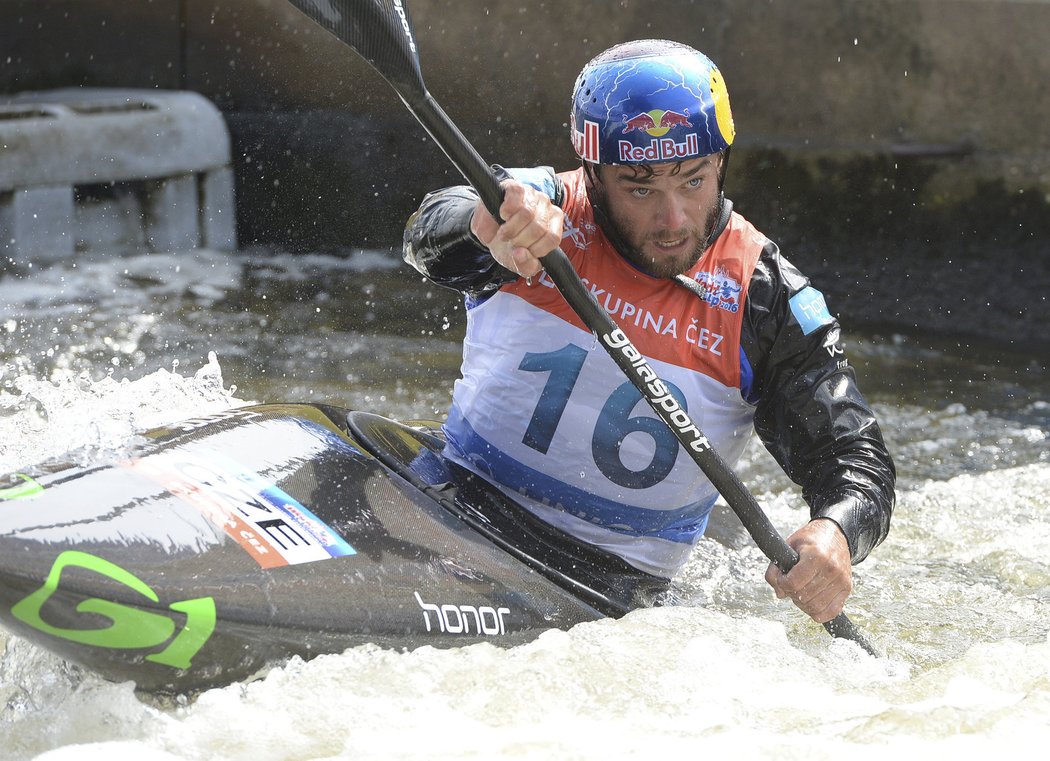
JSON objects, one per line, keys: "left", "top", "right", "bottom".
{"left": 403, "top": 39, "right": 895, "bottom": 624}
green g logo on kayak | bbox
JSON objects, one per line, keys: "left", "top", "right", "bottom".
{"left": 10, "top": 550, "right": 216, "bottom": 670}
{"left": 0, "top": 474, "right": 44, "bottom": 501}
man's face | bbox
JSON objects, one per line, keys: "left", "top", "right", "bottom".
{"left": 591, "top": 155, "right": 723, "bottom": 278}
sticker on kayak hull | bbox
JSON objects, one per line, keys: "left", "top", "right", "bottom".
{"left": 0, "top": 473, "right": 44, "bottom": 501}
{"left": 126, "top": 449, "right": 356, "bottom": 569}
{"left": 11, "top": 550, "right": 215, "bottom": 670}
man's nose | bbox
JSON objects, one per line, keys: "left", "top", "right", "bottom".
{"left": 655, "top": 194, "right": 689, "bottom": 229}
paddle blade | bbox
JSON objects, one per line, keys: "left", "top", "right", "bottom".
{"left": 286, "top": 0, "right": 426, "bottom": 98}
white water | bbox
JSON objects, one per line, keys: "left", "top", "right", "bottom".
{"left": 2, "top": 251, "right": 1049, "bottom": 759}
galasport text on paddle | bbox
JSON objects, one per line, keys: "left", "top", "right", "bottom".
{"left": 285, "top": 0, "right": 879, "bottom": 656}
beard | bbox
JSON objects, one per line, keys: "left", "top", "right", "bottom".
{"left": 591, "top": 186, "right": 722, "bottom": 279}
{"left": 614, "top": 224, "right": 709, "bottom": 278}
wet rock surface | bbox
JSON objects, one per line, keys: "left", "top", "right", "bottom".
{"left": 729, "top": 149, "right": 1050, "bottom": 351}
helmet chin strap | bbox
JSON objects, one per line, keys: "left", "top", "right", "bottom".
{"left": 717, "top": 145, "right": 732, "bottom": 195}
{"left": 583, "top": 150, "right": 733, "bottom": 269}
{"left": 583, "top": 162, "right": 634, "bottom": 259}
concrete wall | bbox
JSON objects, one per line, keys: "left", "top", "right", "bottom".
{"left": 2, "top": 0, "right": 1048, "bottom": 341}
{"left": 4, "top": 2, "right": 1048, "bottom": 210}
{"left": 7, "top": 2, "right": 1046, "bottom": 156}
{"left": 0, "top": 89, "right": 236, "bottom": 260}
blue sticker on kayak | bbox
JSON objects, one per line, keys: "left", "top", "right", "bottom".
{"left": 789, "top": 287, "right": 834, "bottom": 335}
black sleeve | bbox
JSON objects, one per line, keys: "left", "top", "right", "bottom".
{"left": 402, "top": 167, "right": 564, "bottom": 295}
{"left": 741, "top": 243, "right": 895, "bottom": 564}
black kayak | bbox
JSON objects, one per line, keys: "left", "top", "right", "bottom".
{"left": 0, "top": 403, "right": 665, "bottom": 694}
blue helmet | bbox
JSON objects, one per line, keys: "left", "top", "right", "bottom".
{"left": 570, "top": 40, "right": 735, "bottom": 166}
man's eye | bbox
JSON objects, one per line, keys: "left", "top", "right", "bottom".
{"left": 631, "top": 187, "right": 651, "bottom": 197}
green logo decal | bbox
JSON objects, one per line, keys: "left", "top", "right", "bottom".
{"left": 10, "top": 550, "right": 216, "bottom": 670}
{"left": 0, "top": 474, "right": 44, "bottom": 501}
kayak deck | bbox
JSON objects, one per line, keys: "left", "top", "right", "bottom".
{"left": 0, "top": 403, "right": 664, "bottom": 694}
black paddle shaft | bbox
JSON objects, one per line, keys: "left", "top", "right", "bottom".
{"left": 284, "top": 0, "right": 878, "bottom": 656}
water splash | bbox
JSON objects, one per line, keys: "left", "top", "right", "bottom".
{"left": 0, "top": 353, "right": 245, "bottom": 472}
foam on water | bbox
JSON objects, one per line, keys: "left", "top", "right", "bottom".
{"left": 8, "top": 606, "right": 1050, "bottom": 760}
{"left": 2, "top": 248, "right": 1050, "bottom": 758}
{"left": 0, "top": 360, "right": 1048, "bottom": 759}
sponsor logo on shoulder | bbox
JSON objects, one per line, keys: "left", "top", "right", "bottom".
{"left": 789, "top": 286, "right": 835, "bottom": 335}
{"left": 823, "top": 326, "right": 845, "bottom": 358}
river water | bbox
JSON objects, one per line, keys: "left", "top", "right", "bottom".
{"left": 1, "top": 247, "right": 1049, "bottom": 759}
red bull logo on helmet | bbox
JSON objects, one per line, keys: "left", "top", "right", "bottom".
{"left": 572, "top": 119, "right": 601, "bottom": 163}
{"left": 622, "top": 109, "right": 692, "bottom": 136}
{"left": 618, "top": 108, "right": 699, "bottom": 163}
{"left": 619, "top": 132, "right": 700, "bottom": 163}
